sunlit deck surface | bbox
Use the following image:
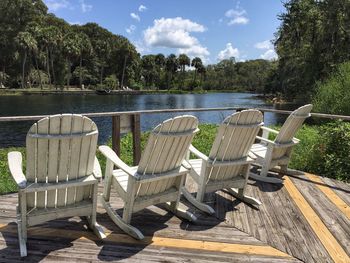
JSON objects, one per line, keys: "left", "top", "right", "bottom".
{"left": 0, "top": 172, "right": 349, "bottom": 262}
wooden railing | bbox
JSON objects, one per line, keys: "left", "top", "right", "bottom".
{"left": 0, "top": 107, "right": 349, "bottom": 165}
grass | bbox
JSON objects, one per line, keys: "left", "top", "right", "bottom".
{"left": 0, "top": 123, "right": 348, "bottom": 195}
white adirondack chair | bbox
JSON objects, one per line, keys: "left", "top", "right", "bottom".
{"left": 249, "top": 104, "right": 313, "bottom": 184}
{"left": 99, "top": 115, "right": 199, "bottom": 240}
{"left": 182, "top": 110, "right": 264, "bottom": 214}
{"left": 8, "top": 114, "right": 105, "bottom": 257}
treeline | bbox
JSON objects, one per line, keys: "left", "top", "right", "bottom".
{"left": 0, "top": 0, "right": 274, "bottom": 92}
{"left": 0, "top": 0, "right": 139, "bottom": 90}
{"left": 266, "top": 0, "right": 350, "bottom": 101}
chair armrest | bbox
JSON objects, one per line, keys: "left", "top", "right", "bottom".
{"left": 189, "top": 145, "right": 209, "bottom": 161}
{"left": 261, "top": 126, "right": 279, "bottom": 135}
{"left": 293, "top": 137, "right": 300, "bottom": 143}
{"left": 256, "top": 136, "right": 298, "bottom": 148}
{"left": 93, "top": 156, "right": 102, "bottom": 181}
{"left": 8, "top": 151, "right": 27, "bottom": 189}
{"left": 255, "top": 136, "right": 276, "bottom": 146}
{"left": 182, "top": 160, "right": 192, "bottom": 169}
{"left": 99, "top": 145, "right": 135, "bottom": 177}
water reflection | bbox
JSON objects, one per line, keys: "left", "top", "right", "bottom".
{"left": 0, "top": 93, "right": 298, "bottom": 147}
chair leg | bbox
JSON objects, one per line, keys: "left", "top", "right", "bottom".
{"left": 17, "top": 217, "right": 27, "bottom": 257}
{"left": 164, "top": 201, "right": 197, "bottom": 222}
{"left": 87, "top": 184, "right": 106, "bottom": 239}
{"left": 100, "top": 196, "right": 144, "bottom": 240}
{"left": 182, "top": 187, "right": 215, "bottom": 215}
{"left": 227, "top": 188, "right": 261, "bottom": 207}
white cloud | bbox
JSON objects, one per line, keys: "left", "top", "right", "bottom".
{"left": 144, "top": 17, "right": 209, "bottom": 62}
{"left": 80, "top": 0, "right": 92, "bottom": 13}
{"left": 131, "top": 13, "right": 140, "bottom": 22}
{"left": 126, "top": 25, "right": 136, "bottom": 34}
{"left": 69, "top": 21, "right": 82, "bottom": 25}
{"left": 178, "top": 45, "right": 210, "bottom": 63}
{"left": 225, "top": 7, "right": 249, "bottom": 25}
{"left": 45, "top": 0, "right": 71, "bottom": 11}
{"left": 228, "top": 17, "right": 249, "bottom": 25}
{"left": 138, "top": 5, "right": 147, "bottom": 12}
{"left": 144, "top": 17, "right": 206, "bottom": 48}
{"left": 260, "top": 49, "right": 278, "bottom": 60}
{"left": 255, "top": 40, "right": 273, "bottom": 50}
{"left": 217, "top": 43, "right": 240, "bottom": 61}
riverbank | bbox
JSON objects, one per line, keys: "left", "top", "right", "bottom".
{"left": 1, "top": 123, "right": 349, "bottom": 195}
{"left": 0, "top": 88, "right": 249, "bottom": 96}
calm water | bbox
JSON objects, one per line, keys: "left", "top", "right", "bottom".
{"left": 0, "top": 93, "right": 297, "bottom": 147}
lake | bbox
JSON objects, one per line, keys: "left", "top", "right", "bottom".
{"left": 0, "top": 93, "right": 297, "bottom": 147}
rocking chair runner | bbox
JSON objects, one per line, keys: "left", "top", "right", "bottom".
{"left": 99, "top": 115, "right": 199, "bottom": 240}
{"left": 249, "top": 104, "right": 313, "bottom": 184}
{"left": 183, "top": 110, "right": 264, "bottom": 214}
{"left": 8, "top": 114, "right": 105, "bottom": 257}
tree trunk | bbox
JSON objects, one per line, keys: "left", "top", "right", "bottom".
{"left": 34, "top": 53, "right": 43, "bottom": 90}
{"left": 49, "top": 49, "right": 56, "bottom": 90}
{"left": 0, "top": 65, "right": 4, "bottom": 88}
{"left": 22, "top": 51, "right": 27, "bottom": 89}
{"left": 66, "top": 58, "right": 71, "bottom": 87}
{"left": 120, "top": 54, "right": 127, "bottom": 89}
{"left": 79, "top": 55, "right": 83, "bottom": 87}
{"left": 100, "top": 66, "right": 104, "bottom": 85}
{"left": 46, "top": 47, "right": 51, "bottom": 86}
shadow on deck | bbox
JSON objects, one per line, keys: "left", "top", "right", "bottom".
{"left": 0, "top": 172, "right": 349, "bottom": 262}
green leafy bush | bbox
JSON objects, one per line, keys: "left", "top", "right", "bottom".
{"left": 313, "top": 61, "right": 350, "bottom": 115}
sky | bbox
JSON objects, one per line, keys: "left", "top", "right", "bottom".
{"left": 43, "top": 0, "right": 285, "bottom": 64}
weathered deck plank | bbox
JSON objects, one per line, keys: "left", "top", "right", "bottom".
{"left": 0, "top": 173, "right": 349, "bottom": 262}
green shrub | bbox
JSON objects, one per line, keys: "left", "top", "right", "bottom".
{"left": 313, "top": 61, "right": 350, "bottom": 115}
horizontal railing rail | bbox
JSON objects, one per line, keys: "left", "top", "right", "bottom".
{"left": 1, "top": 107, "right": 349, "bottom": 165}
{"left": 0, "top": 107, "right": 350, "bottom": 122}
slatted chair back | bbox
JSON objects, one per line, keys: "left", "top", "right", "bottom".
{"left": 273, "top": 104, "right": 312, "bottom": 159}
{"left": 25, "top": 114, "right": 98, "bottom": 209}
{"left": 207, "top": 110, "right": 263, "bottom": 181}
{"left": 136, "top": 115, "right": 199, "bottom": 197}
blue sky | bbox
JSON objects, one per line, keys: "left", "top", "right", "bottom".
{"left": 44, "top": 0, "right": 285, "bottom": 64}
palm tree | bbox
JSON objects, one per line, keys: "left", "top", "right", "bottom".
{"left": 75, "top": 32, "right": 92, "bottom": 87}
{"left": 15, "top": 31, "right": 37, "bottom": 89}
{"left": 178, "top": 53, "right": 190, "bottom": 88}
{"left": 39, "top": 26, "right": 61, "bottom": 88}
{"left": 191, "top": 57, "right": 203, "bottom": 89}
{"left": 62, "top": 32, "right": 80, "bottom": 87}
{"left": 165, "top": 54, "right": 178, "bottom": 90}
{"left": 178, "top": 54, "right": 190, "bottom": 73}
{"left": 155, "top": 54, "right": 165, "bottom": 89}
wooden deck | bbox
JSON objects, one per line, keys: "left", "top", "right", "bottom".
{"left": 0, "top": 172, "right": 349, "bottom": 262}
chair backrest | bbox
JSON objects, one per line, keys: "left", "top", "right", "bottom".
{"left": 207, "top": 110, "right": 263, "bottom": 181}
{"left": 135, "top": 115, "right": 198, "bottom": 197}
{"left": 275, "top": 104, "right": 312, "bottom": 144}
{"left": 271, "top": 104, "right": 312, "bottom": 160}
{"left": 26, "top": 114, "right": 98, "bottom": 209}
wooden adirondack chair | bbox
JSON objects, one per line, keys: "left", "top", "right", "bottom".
{"left": 8, "top": 114, "right": 105, "bottom": 257}
{"left": 249, "top": 104, "right": 313, "bottom": 184}
{"left": 182, "top": 110, "right": 264, "bottom": 214}
{"left": 99, "top": 115, "right": 199, "bottom": 240}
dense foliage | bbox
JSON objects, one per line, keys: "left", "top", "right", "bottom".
{"left": 0, "top": 0, "right": 274, "bottom": 92}
{"left": 313, "top": 61, "right": 350, "bottom": 115}
{"left": 266, "top": 0, "right": 350, "bottom": 101}
{"left": 0, "top": 0, "right": 139, "bottom": 89}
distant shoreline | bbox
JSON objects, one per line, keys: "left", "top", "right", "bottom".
{"left": 0, "top": 88, "right": 248, "bottom": 96}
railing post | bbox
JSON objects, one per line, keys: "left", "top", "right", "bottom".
{"left": 132, "top": 114, "right": 141, "bottom": 165}
{"left": 112, "top": 115, "right": 121, "bottom": 156}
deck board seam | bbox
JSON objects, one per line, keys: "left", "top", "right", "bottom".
{"left": 284, "top": 176, "right": 350, "bottom": 263}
